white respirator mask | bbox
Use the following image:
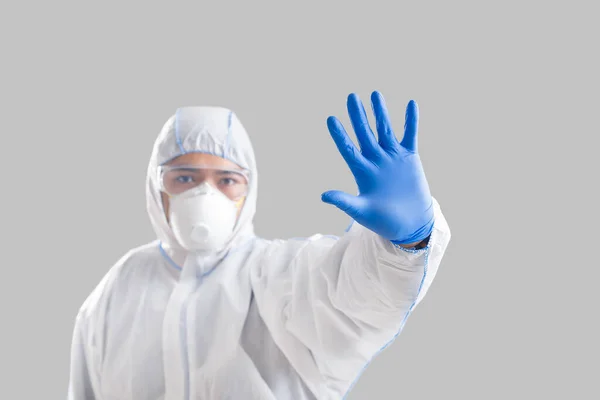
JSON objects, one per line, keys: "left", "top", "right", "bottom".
{"left": 168, "top": 182, "right": 239, "bottom": 253}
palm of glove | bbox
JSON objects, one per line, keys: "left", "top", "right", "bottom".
{"left": 322, "top": 91, "right": 434, "bottom": 245}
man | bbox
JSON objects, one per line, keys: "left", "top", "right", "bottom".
{"left": 67, "top": 91, "right": 451, "bottom": 399}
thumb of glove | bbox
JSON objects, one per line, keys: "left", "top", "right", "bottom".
{"left": 321, "top": 190, "right": 365, "bottom": 221}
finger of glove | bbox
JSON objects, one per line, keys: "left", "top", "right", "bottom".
{"left": 321, "top": 190, "right": 365, "bottom": 220}
{"left": 327, "top": 116, "right": 368, "bottom": 172}
{"left": 347, "top": 93, "right": 380, "bottom": 159}
{"left": 400, "top": 100, "right": 419, "bottom": 153}
{"left": 370, "top": 91, "right": 400, "bottom": 152}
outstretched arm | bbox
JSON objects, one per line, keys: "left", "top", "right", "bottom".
{"left": 251, "top": 91, "right": 451, "bottom": 398}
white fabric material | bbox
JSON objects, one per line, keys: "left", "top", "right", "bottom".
{"left": 67, "top": 106, "right": 452, "bottom": 400}
{"left": 168, "top": 182, "right": 239, "bottom": 253}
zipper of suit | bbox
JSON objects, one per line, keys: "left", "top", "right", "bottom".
{"left": 180, "top": 257, "right": 214, "bottom": 400}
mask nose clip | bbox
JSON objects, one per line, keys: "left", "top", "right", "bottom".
{"left": 194, "top": 182, "right": 213, "bottom": 195}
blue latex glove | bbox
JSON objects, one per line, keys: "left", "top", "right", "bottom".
{"left": 321, "top": 91, "right": 434, "bottom": 245}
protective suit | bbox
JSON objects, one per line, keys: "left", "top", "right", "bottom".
{"left": 68, "top": 101, "right": 451, "bottom": 400}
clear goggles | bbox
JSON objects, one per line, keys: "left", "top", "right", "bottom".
{"left": 158, "top": 164, "right": 250, "bottom": 201}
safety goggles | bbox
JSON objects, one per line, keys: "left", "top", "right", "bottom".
{"left": 158, "top": 164, "right": 250, "bottom": 201}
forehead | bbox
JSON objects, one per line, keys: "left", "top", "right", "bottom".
{"left": 166, "top": 152, "right": 242, "bottom": 170}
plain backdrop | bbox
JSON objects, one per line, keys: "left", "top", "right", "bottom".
{"left": 1, "top": 1, "right": 599, "bottom": 399}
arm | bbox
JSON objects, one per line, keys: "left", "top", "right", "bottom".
{"left": 67, "top": 312, "right": 100, "bottom": 400}
{"left": 286, "top": 197, "right": 449, "bottom": 393}
{"left": 67, "top": 257, "right": 121, "bottom": 400}
{"left": 252, "top": 92, "right": 451, "bottom": 397}
{"left": 251, "top": 199, "right": 449, "bottom": 397}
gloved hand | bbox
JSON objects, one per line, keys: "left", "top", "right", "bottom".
{"left": 321, "top": 91, "right": 434, "bottom": 245}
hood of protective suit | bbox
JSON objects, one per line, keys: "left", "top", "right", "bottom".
{"left": 145, "top": 106, "right": 258, "bottom": 267}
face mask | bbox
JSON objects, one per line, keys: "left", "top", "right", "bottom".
{"left": 168, "top": 182, "right": 239, "bottom": 253}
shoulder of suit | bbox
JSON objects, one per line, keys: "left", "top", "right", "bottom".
{"left": 76, "top": 241, "right": 162, "bottom": 319}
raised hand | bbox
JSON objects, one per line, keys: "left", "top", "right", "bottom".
{"left": 321, "top": 91, "right": 434, "bottom": 245}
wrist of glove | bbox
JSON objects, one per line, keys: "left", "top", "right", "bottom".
{"left": 392, "top": 233, "right": 431, "bottom": 250}
{"left": 389, "top": 208, "right": 435, "bottom": 246}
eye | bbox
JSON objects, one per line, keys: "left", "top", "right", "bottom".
{"left": 175, "top": 175, "right": 194, "bottom": 184}
{"left": 219, "top": 177, "right": 237, "bottom": 186}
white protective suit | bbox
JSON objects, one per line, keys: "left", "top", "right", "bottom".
{"left": 67, "top": 106, "right": 451, "bottom": 400}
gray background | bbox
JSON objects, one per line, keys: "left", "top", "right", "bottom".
{"left": 1, "top": 0, "right": 599, "bottom": 399}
